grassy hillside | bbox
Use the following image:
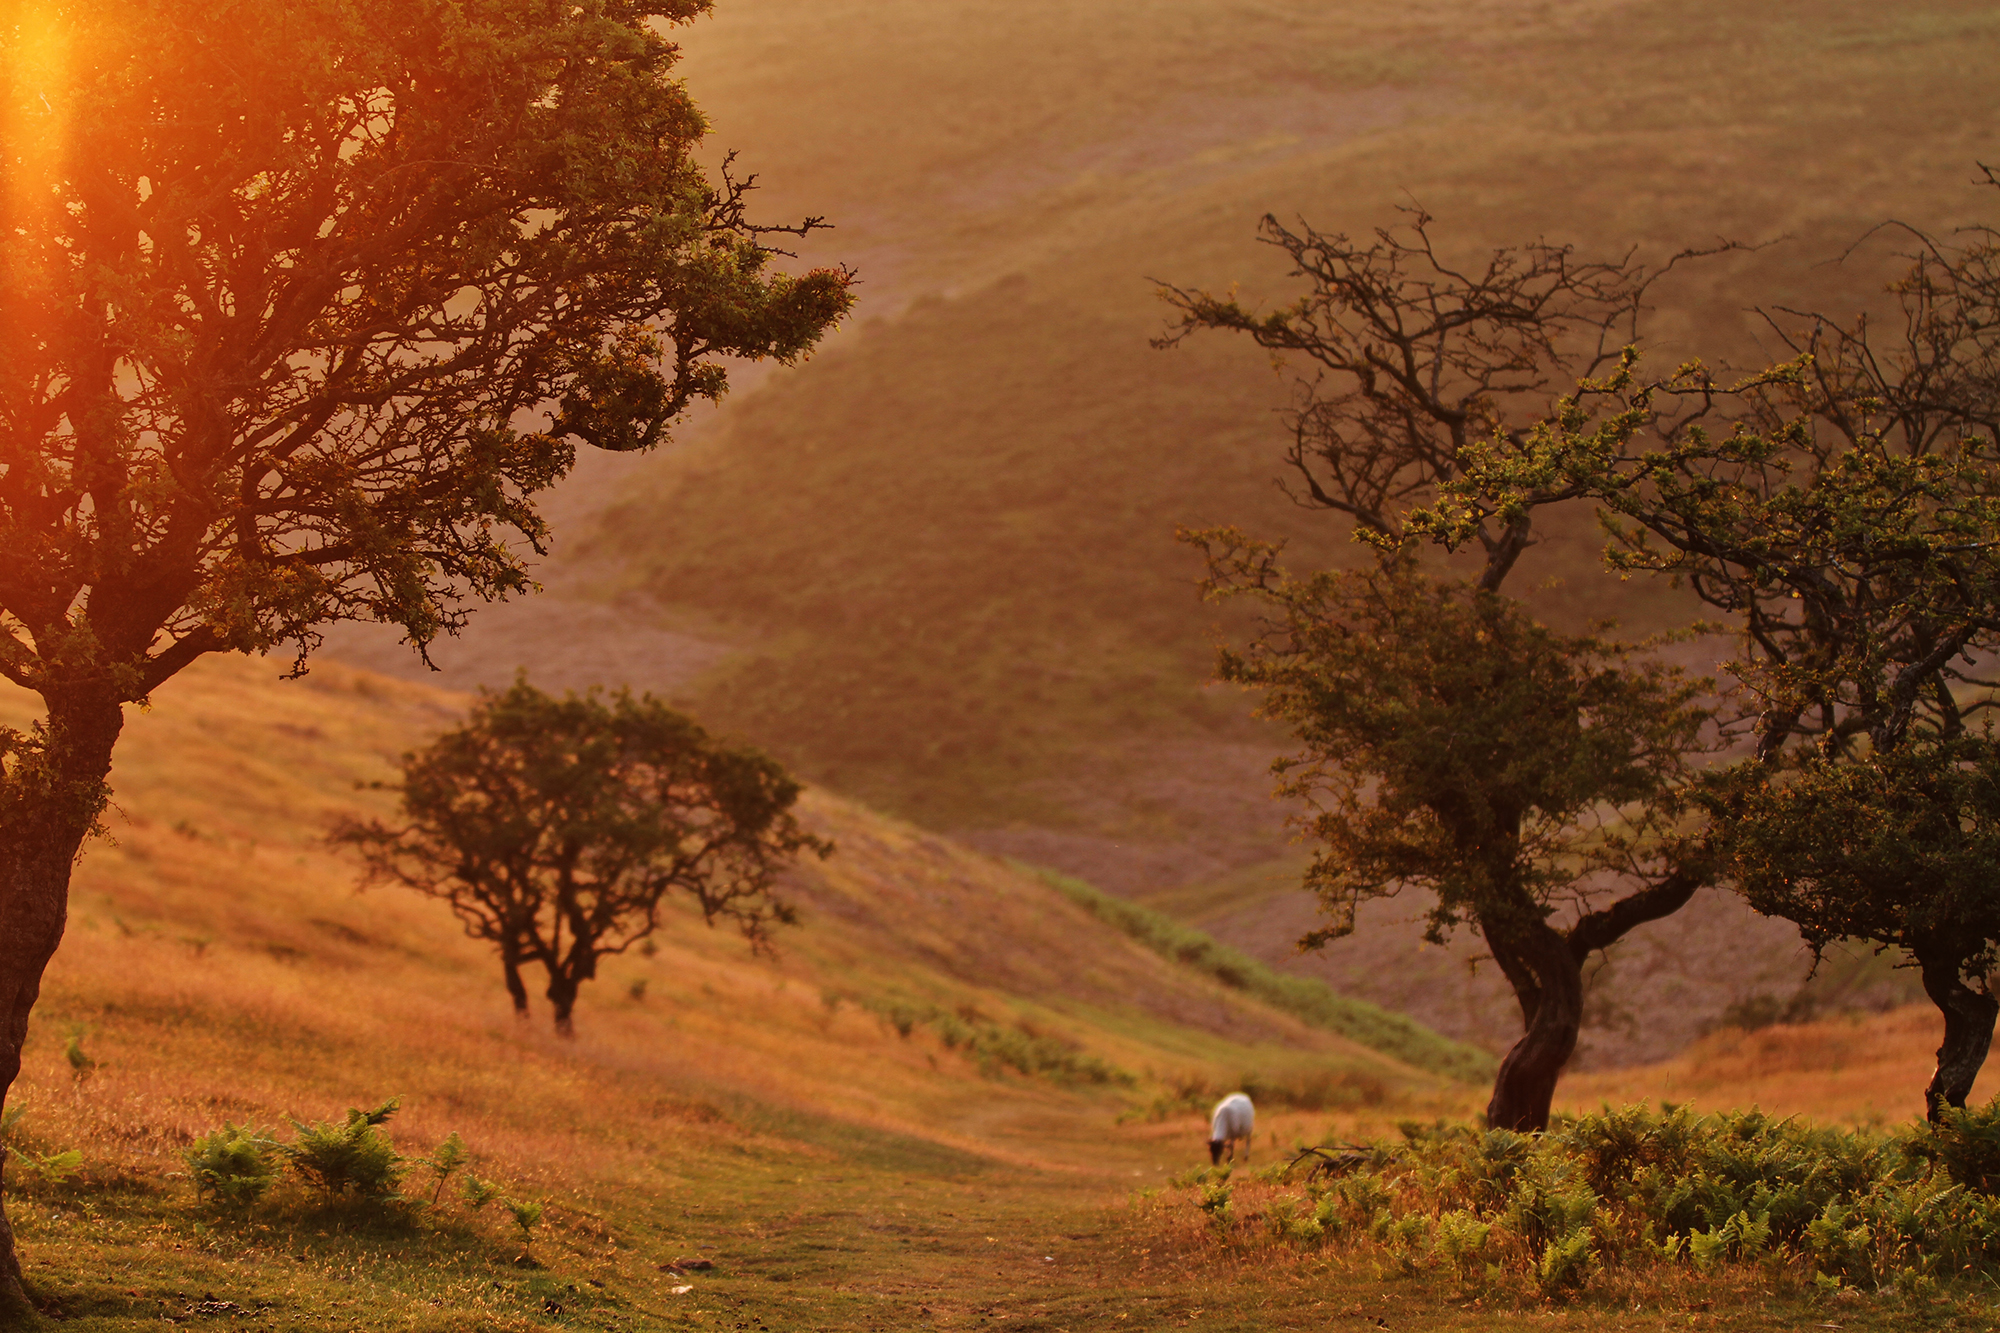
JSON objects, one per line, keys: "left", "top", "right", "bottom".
{"left": 1029, "top": 867, "right": 1496, "bottom": 1084}
{"left": 567, "top": 0, "right": 2000, "bottom": 868}
{"left": 0, "top": 656, "right": 1473, "bottom": 1324}
{"left": 0, "top": 658, "right": 1986, "bottom": 1327}
{"left": 306, "top": 0, "right": 2000, "bottom": 1065}
{"left": 1132, "top": 857, "right": 1930, "bottom": 1070}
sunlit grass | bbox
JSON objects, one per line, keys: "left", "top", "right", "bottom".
{"left": 0, "top": 656, "right": 1978, "bottom": 1328}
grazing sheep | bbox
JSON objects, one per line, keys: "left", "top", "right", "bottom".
{"left": 1208, "top": 1092, "right": 1255, "bottom": 1165}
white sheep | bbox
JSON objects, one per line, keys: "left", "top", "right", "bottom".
{"left": 1208, "top": 1092, "right": 1254, "bottom": 1165}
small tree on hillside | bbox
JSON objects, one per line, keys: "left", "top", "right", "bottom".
{"left": 0, "top": 0, "right": 850, "bottom": 1299}
{"left": 1160, "top": 213, "right": 1723, "bottom": 1130}
{"left": 334, "top": 679, "right": 829, "bottom": 1035}
{"left": 1425, "top": 199, "right": 2000, "bottom": 1115}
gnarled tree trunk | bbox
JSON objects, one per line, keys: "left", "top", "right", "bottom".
{"left": 1916, "top": 941, "right": 1999, "bottom": 1122}
{"left": 1481, "top": 870, "right": 1703, "bottom": 1133}
{"left": 548, "top": 977, "right": 579, "bottom": 1038}
{"left": 0, "top": 689, "right": 122, "bottom": 1312}
{"left": 546, "top": 940, "right": 596, "bottom": 1038}
{"left": 1482, "top": 917, "right": 1584, "bottom": 1133}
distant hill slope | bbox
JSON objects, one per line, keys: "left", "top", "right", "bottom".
{"left": 319, "top": 0, "right": 2000, "bottom": 1069}
{"left": 569, "top": 0, "right": 1999, "bottom": 875}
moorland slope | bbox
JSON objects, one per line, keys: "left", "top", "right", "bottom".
{"left": 321, "top": 0, "right": 2000, "bottom": 1061}
{"left": 0, "top": 656, "right": 1987, "bottom": 1329}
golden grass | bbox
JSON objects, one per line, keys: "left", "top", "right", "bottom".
{"left": 0, "top": 655, "right": 1982, "bottom": 1327}
{"left": 0, "top": 655, "right": 1444, "bottom": 1200}
{"left": 1563, "top": 1005, "right": 1996, "bottom": 1130}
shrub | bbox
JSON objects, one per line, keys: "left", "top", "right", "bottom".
{"left": 505, "top": 1198, "right": 544, "bottom": 1241}
{"left": 1910, "top": 1097, "right": 2000, "bottom": 1194}
{"left": 1431, "top": 1209, "right": 1491, "bottom": 1278}
{"left": 63, "top": 1029, "right": 95, "bottom": 1083}
{"left": 9, "top": 1148, "right": 81, "bottom": 1188}
{"left": 185, "top": 1124, "right": 278, "bottom": 1207}
{"left": 1171, "top": 1100, "right": 2000, "bottom": 1301}
{"left": 283, "top": 1098, "right": 405, "bottom": 1201}
{"left": 1197, "top": 1179, "right": 1234, "bottom": 1234}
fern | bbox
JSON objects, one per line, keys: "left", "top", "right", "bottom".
{"left": 185, "top": 1124, "right": 278, "bottom": 1207}
{"left": 283, "top": 1099, "right": 405, "bottom": 1200}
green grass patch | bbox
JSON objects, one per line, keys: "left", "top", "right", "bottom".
{"left": 854, "top": 994, "right": 1136, "bottom": 1087}
{"left": 1028, "top": 866, "right": 1498, "bottom": 1084}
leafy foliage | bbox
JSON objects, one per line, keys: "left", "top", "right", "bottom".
{"left": 1183, "top": 546, "right": 1712, "bottom": 950}
{"left": 282, "top": 1099, "right": 405, "bottom": 1201}
{"left": 421, "top": 1131, "right": 470, "bottom": 1207}
{"left": 0, "top": 0, "right": 850, "bottom": 1296}
{"left": 62, "top": 1030, "right": 95, "bottom": 1083}
{"left": 0, "top": 0, "right": 854, "bottom": 693}
{"left": 334, "top": 678, "right": 829, "bottom": 1034}
{"left": 8, "top": 1148, "right": 82, "bottom": 1188}
{"left": 460, "top": 1176, "right": 505, "bottom": 1212}
{"left": 1420, "top": 203, "right": 2000, "bottom": 1111}
{"left": 1908, "top": 1095, "right": 2000, "bottom": 1195}
{"left": 184, "top": 1124, "right": 280, "bottom": 1208}
{"left": 1183, "top": 1103, "right": 2000, "bottom": 1300}
{"left": 505, "top": 1198, "right": 545, "bottom": 1241}
{"left": 1183, "top": 537, "right": 1712, "bottom": 1128}
{"left": 1160, "top": 210, "right": 1728, "bottom": 1131}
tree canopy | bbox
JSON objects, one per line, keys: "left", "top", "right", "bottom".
{"left": 1162, "top": 213, "right": 1723, "bottom": 1130}
{"left": 1423, "top": 205, "right": 2000, "bottom": 1114}
{"left": 1184, "top": 535, "right": 1712, "bottom": 1129}
{"left": 335, "top": 679, "right": 826, "bottom": 1034}
{"left": 0, "top": 0, "right": 850, "bottom": 1301}
{"left": 0, "top": 0, "right": 851, "bottom": 698}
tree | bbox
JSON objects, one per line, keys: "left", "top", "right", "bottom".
{"left": 1424, "top": 203, "right": 2000, "bottom": 1116}
{"left": 1160, "top": 212, "right": 1721, "bottom": 1131}
{"left": 334, "top": 679, "right": 826, "bottom": 1034}
{"left": 1155, "top": 209, "right": 1716, "bottom": 591}
{"left": 1185, "top": 538, "right": 1712, "bottom": 1130}
{"left": 1714, "top": 739, "right": 2000, "bottom": 1114}
{"left": 0, "top": 0, "right": 850, "bottom": 1301}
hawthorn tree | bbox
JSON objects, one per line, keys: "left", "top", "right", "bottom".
{"left": 1159, "top": 212, "right": 1723, "bottom": 1131}
{"left": 334, "top": 679, "right": 826, "bottom": 1035}
{"left": 1425, "top": 201, "right": 2000, "bottom": 1116}
{"left": 1715, "top": 740, "right": 2000, "bottom": 1114}
{"left": 0, "top": 0, "right": 850, "bottom": 1301}
{"left": 1185, "top": 539, "right": 1712, "bottom": 1130}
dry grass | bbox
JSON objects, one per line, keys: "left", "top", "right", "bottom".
{"left": 0, "top": 656, "right": 1982, "bottom": 1327}
{"left": 1563, "top": 1006, "right": 1998, "bottom": 1129}
{"left": 0, "top": 656, "right": 1442, "bottom": 1191}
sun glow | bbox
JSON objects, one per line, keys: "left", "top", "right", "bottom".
{"left": 1, "top": 1, "right": 73, "bottom": 236}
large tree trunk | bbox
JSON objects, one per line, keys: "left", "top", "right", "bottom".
{"left": 1916, "top": 943, "right": 1998, "bottom": 1122}
{"left": 1477, "top": 869, "right": 1702, "bottom": 1133}
{"left": 1482, "top": 917, "right": 1584, "bottom": 1133}
{"left": 0, "top": 688, "right": 122, "bottom": 1313}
